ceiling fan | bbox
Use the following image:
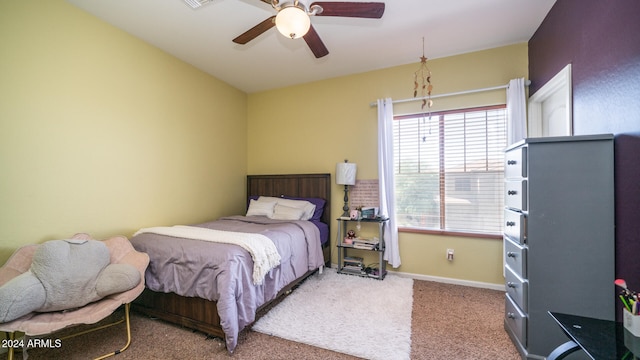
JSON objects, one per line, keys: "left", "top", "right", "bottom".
{"left": 232, "top": 1, "right": 385, "bottom": 58}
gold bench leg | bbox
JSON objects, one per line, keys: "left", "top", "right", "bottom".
{"left": 3, "top": 303, "right": 134, "bottom": 360}
{"left": 93, "top": 303, "right": 133, "bottom": 360}
{"left": 4, "top": 332, "right": 15, "bottom": 360}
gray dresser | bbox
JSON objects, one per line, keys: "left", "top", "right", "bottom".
{"left": 503, "top": 134, "right": 615, "bottom": 359}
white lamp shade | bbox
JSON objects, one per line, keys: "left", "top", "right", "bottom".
{"left": 336, "top": 162, "right": 357, "bottom": 185}
{"left": 275, "top": 6, "right": 311, "bottom": 39}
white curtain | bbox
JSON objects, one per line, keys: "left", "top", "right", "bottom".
{"left": 507, "top": 78, "right": 527, "bottom": 145}
{"left": 377, "top": 98, "right": 401, "bottom": 268}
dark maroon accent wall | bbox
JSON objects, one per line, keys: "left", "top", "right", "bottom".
{"left": 529, "top": 0, "right": 640, "bottom": 135}
{"left": 528, "top": 0, "right": 640, "bottom": 321}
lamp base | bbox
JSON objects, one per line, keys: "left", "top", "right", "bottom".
{"left": 342, "top": 184, "right": 350, "bottom": 218}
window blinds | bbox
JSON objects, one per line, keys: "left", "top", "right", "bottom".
{"left": 393, "top": 106, "right": 507, "bottom": 235}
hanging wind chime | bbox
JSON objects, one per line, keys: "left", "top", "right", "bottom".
{"left": 413, "top": 37, "right": 433, "bottom": 141}
{"left": 413, "top": 37, "right": 433, "bottom": 110}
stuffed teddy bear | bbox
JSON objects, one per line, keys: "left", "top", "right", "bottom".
{"left": 0, "top": 239, "right": 140, "bottom": 323}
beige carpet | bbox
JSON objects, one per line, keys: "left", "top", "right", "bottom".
{"left": 14, "top": 278, "right": 520, "bottom": 359}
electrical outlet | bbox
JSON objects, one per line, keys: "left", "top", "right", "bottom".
{"left": 446, "top": 248, "right": 454, "bottom": 261}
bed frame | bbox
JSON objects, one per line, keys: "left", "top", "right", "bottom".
{"left": 131, "top": 173, "right": 332, "bottom": 340}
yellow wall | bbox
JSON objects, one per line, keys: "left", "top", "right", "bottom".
{"left": 0, "top": 1, "right": 248, "bottom": 263}
{"left": 1, "top": 0, "right": 527, "bottom": 286}
{"left": 248, "top": 43, "right": 528, "bottom": 285}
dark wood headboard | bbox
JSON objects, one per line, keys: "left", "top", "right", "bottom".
{"left": 247, "top": 173, "right": 332, "bottom": 267}
{"left": 246, "top": 173, "right": 331, "bottom": 227}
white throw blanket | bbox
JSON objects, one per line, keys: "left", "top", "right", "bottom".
{"left": 133, "top": 225, "right": 281, "bottom": 285}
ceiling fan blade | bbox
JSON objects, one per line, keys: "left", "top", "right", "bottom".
{"left": 232, "top": 16, "right": 276, "bottom": 44}
{"left": 311, "top": 2, "right": 385, "bottom": 18}
{"left": 303, "top": 25, "right": 329, "bottom": 58}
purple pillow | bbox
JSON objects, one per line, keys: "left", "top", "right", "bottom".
{"left": 283, "top": 196, "right": 326, "bottom": 221}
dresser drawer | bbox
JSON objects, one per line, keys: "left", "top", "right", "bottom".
{"left": 504, "top": 209, "right": 526, "bottom": 244}
{"left": 505, "top": 180, "right": 527, "bottom": 211}
{"left": 505, "top": 265, "right": 528, "bottom": 311}
{"left": 505, "top": 236, "right": 527, "bottom": 278}
{"left": 505, "top": 294, "right": 527, "bottom": 347}
{"left": 505, "top": 146, "right": 527, "bottom": 179}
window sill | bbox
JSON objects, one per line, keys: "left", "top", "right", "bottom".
{"left": 398, "top": 227, "right": 502, "bottom": 240}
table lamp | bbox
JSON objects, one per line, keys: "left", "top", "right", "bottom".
{"left": 336, "top": 160, "right": 357, "bottom": 217}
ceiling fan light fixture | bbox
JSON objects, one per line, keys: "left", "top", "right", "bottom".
{"left": 275, "top": 5, "right": 311, "bottom": 39}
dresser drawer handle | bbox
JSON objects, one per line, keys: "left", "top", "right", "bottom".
{"left": 507, "top": 252, "right": 516, "bottom": 258}
{"left": 507, "top": 282, "right": 517, "bottom": 288}
{"left": 506, "top": 221, "right": 516, "bottom": 227}
{"left": 507, "top": 190, "right": 517, "bottom": 195}
{"left": 507, "top": 312, "right": 516, "bottom": 319}
{"left": 507, "top": 160, "right": 517, "bottom": 165}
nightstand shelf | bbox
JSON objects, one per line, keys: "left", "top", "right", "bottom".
{"left": 336, "top": 217, "right": 388, "bottom": 280}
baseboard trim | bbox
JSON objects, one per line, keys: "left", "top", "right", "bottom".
{"left": 391, "top": 270, "right": 506, "bottom": 291}
{"left": 330, "top": 263, "right": 505, "bottom": 291}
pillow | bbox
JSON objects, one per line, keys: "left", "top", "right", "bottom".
{"left": 258, "top": 196, "right": 316, "bottom": 221}
{"left": 0, "top": 239, "right": 140, "bottom": 323}
{"left": 283, "top": 196, "right": 326, "bottom": 221}
{"left": 246, "top": 199, "right": 276, "bottom": 217}
{"left": 269, "top": 204, "right": 306, "bottom": 220}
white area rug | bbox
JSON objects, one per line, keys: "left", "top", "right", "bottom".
{"left": 252, "top": 268, "right": 413, "bottom": 360}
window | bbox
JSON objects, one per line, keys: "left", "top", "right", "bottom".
{"left": 393, "top": 105, "right": 506, "bottom": 236}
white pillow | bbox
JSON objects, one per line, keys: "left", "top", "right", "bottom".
{"left": 246, "top": 199, "right": 276, "bottom": 217}
{"left": 258, "top": 196, "right": 316, "bottom": 221}
{"left": 269, "top": 204, "right": 306, "bottom": 220}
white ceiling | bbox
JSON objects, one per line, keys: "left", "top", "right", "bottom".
{"left": 66, "top": 0, "right": 557, "bottom": 93}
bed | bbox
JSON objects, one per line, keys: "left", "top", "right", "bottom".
{"left": 129, "top": 173, "right": 331, "bottom": 353}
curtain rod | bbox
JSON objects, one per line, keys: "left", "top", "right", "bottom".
{"left": 369, "top": 80, "right": 531, "bottom": 107}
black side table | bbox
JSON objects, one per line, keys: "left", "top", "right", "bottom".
{"left": 548, "top": 311, "right": 639, "bottom": 360}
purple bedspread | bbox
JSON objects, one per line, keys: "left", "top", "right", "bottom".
{"left": 129, "top": 215, "right": 325, "bottom": 352}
